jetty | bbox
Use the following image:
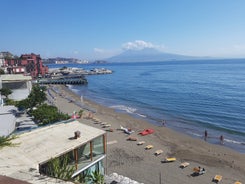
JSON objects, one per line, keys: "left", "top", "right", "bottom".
{"left": 36, "top": 74, "right": 88, "bottom": 85}
{"left": 48, "top": 67, "right": 113, "bottom": 76}
{"left": 36, "top": 67, "right": 112, "bottom": 85}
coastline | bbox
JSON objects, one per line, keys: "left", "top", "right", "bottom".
{"left": 47, "top": 85, "right": 245, "bottom": 184}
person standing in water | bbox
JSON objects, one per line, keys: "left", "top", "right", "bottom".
{"left": 162, "top": 120, "right": 166, "bottom": 126}
{"left": 220, "top": 135, "right": 224, "bottom": 144}
{"left": 204, "top": 130, "right": 208, "bottom": 141}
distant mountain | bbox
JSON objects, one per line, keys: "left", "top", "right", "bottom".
{"left": 106, "top": 48, "right": 205, "bottom": 63}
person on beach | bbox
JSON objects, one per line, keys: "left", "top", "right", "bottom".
{"left": 162, "top": 120, "right": 166, "bottom": 126}
{"left": 204, "top": 130, "right": 208, "bottom": 141}
{"left": 220, "top": 135, "right": 224, "bottom": 145}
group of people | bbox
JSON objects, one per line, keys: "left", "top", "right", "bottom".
{"left": 204, "top": 130, "right": 224, "bottom": 144}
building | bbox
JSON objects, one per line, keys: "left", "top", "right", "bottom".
{"left": 4, "top": 53, "right": 48, "bottom": 78}
{"left": 0, "top": 120, "right": 107, "bottom": 184}
{"left": 0, "top": 52, "right": 5, "bottom": 67}
{"left": 0, "top": 74, "right": 32, "bottom": 101}
{"left": 20, "top": 53, "right": 48, "bottom": 78}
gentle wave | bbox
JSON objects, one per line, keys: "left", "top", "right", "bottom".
{"left": 188, "top": 131, "right": 245, "bottom": 146}
{"left": 110, "top": 105, "right": 137, "bottom": 114}
{"left": 136, "top": 113, "right": 147, "bottom": 118}
{"left": 109, "top": 105, "right": 147, "bottom": 118}
{"left": 224, "top": 139, "right": 245, "bottom": 145}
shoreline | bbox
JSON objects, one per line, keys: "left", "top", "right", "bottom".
{"left": 68, "top": 84, "right": 245, "bottom": 154}
{"left": 47, "top": 85, "right": 245, "bottom": 184}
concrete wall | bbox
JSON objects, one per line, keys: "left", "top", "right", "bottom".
{"left": 0, "top": 106, "right": 17, "bottom": 136}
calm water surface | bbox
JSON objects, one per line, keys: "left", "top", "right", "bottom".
{"left": 48, "top": 59, "right": 245, "bottom": 153}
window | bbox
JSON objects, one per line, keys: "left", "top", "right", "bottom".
{"left": 92, "top": 136, "right": 104, "bottom": 159}
{"left": 77, "top": 142, "right": 91, "bottom": 170}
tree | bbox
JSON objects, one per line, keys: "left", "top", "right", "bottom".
{"left": 30, "top": 104, "right": 70, "bottom": 125}
{"left": 16, "top": 98, "right": 31, "bottom": 110}
{"left": 28, "top": 84, "right": 46, "bottom": 107}
{"left": 0, "top": 87, "right": 12, "bottom": 99}
{"left": 0, "top": 68, "right": 4, "bottom": 74}
{"left": 46, "top": 155, "right": 75, "bottom": 180}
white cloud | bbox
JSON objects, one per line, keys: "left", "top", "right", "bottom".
{"left": 73, "top": 50, "right": 79, "bottom": 55}
{"left": 93, "top": 48, "right": 105, "bottom": 53}
{"left": 233, "top": 44, "right": 245, "bottom": 51}
{"left": 91, "top": 40, "right": 166, "bottom": 59}
{"left": 122, "top": 40, "right": 165, "bottom": 51}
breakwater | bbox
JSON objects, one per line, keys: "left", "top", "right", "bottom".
{"left": 37, "top": 74, "right": 88, "bottom": 85}
{"left": 37, "top": 67, "right": 113, "bottom": 85}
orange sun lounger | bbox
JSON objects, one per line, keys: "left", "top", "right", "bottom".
{"left": 234, "top": 182, "right": 242, "bottom": 184}
{"left": 162, "top": 157, "right": 176, "bottom": 163}
{"left": 213, "top": 175, "right": 222, "bottom": 183}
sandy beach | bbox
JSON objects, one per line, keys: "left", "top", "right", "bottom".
{"left": 46, "top": 85, "right": 245, "bottom": 184}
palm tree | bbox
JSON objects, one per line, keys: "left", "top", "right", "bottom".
{"left": 87, "top": 170, "right": 104, "bottom": 184}
{"left": 0, "top": 135, "right": 18, "bottom": 149}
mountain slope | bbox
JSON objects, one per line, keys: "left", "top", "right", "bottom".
{"left": 106, "top": 48, "right": 201, "bottom": 62}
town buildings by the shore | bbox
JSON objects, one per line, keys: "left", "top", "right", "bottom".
{"left": 1, "top": 52, "right": 48, "bottom": 78}
{"left": 43, "top": 57, "right": 89, "bottom": 64}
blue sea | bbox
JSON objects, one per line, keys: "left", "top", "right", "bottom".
{"left": 48, "top": 59, "right": 245, "bottom": 153}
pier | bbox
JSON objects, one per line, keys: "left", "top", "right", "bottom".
{"left": 36, "top": 75, "right": 88, "bottom": 85}
{"left": 36, "top": 67, "right": 112, "bottom": 85}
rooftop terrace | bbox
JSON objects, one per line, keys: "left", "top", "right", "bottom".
{"left": 0, "top": 120, "right": 105, "bottom": 183}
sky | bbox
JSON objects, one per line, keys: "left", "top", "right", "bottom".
{"left": 1, "top": 0, "right": 245, "bottom": 60}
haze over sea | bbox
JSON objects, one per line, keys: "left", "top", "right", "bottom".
{"left": 48, "top": 59, "right": 245, "bottom": 153}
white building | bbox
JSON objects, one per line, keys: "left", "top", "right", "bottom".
{"left": 0, "top": 74, "right": 32, "bottom": 101}
{"left": 0, "top": 105, "right": 17, "bottom": 136}
{"left": 0, "top": 52, "right": 5, "bottom": 67}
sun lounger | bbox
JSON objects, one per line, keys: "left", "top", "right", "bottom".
{"left": 154, "top": 149, "right": 163, "bottom": 156}
{"left": 193, "top": 167, "right": 200, "bottom": 173}
{"left": 162, "top": 157, "right": 176, "bottom": 163}
{"left": 180, "top": 162, "right": 190, "bottom": 168}
{"left": 91, "top": 118, "right": 100, "bottom": 123}
{"left": 145, "top": 145, "right": 154, "bottom": 150}
{"left": 101, "top": 122, "right": 107, "bottom": 125}
{"left": 127, "top": 137, "right": 137, "bottom": 141}
{"left": 234, "top": 182, "right": 242, "bottom": 184}
{"left": 102, "top": 124, "right": 111, "bottom": 128}
{"left": 213, "top": 175, "right": 222, "bottom": 183}
{"left": 137, "top": 141, "right": 145, "bottom": 145}
{"left": 192, "top": 167, "right": 206, "bottom": 176}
